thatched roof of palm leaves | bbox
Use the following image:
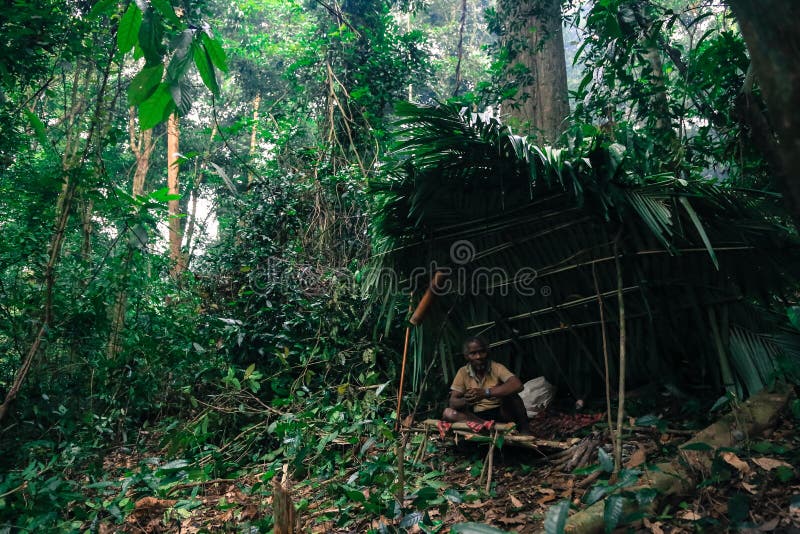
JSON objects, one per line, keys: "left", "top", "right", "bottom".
{"left": 366, "top": 102, "right": 800, "bottom": 401}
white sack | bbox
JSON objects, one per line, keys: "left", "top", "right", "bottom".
{"left": 520, "top": 376, "right": 556, "bottom": 417}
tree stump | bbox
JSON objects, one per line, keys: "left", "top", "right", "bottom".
{"left": 273, "top": 464, "right": 296, "bottom": 534}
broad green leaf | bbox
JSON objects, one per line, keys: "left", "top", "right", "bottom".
{"left": 150, "top": 0, "right": 181, "bottom": 26}
{"left": 543, "top": 500, "right": 570, "bottom": 534}
{"left": 603, "top": 495, "right": 624, "bottom": 533}
{"left": 751, "top": 441, "right": 774, "bottom": 454}
{"left": 193, "top": 43, "right": 219, "bottom": 95}
{"left": 168, "top": 83, "right": 182, "bottom": 112}
{"left": 138, "top": 84, "right": 174, "bottom": 130}
{"left": 88, "top": 0, "right": 117, "bottom": 19}
{"left": 117, "top": 3, "right": 143, "bottom": 55}
{"left": 775, "top": 466, "right": 794, "bottom": 482}
{"left": 128, "top": 65, "right": 163, "bottom": 106}
{"left": 572, "top": 464, "right": 601, "bottom": 476}
{"left": 412, "top": 486, "right": 439, "bottom": 508}
{"left": 158, "top": 459, "right": 189, "bottom": 471}
{"left": 138, "top": 8, "right": 165, "bottom": 66}
{"left": 584, "top": 485, "right": 609, "bottom": 506}
{"left": 201, "top": 33, "right": 228, "bottom": 72}
{"left": 149, "top": 186, "right": 181, "bottom": 203}
{"left": 171, "top": 78, "right": 193, "bottom": 116}
{"left": 787, "top": 306, "right": 800, "bottom": 331}
{"left": 243, "top": 363, "right": 255, "bottom": 379}
{"left": 444, "top": 488, "right": 462, "bottom": 503}
{"left": 727, "top": 493, "right": 749, "bottom": 523}
{"left": 598, "top": 446, "right": 613, "bottom": 473}
{"left": 682, "top": 442, "right": 712, "bottom": 451}
{"left": 634, "top": 414, "right": 661, "bottom": 428}
{"left": 343, "top": 488, "right": 365, "bottom": 503}
{"left": 24, "top": 109, "right": 48, "bottom": 146}
{"left": 400, "top": 512, "right": 423, "bottom": 528}
{"left": 633, "top": 487, "right": 658, "bottom": 506}
{"left": 167, "top": 30, "right": 193, "bottom": 81}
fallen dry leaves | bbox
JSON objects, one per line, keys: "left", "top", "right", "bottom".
{"left": 721, "top": 451, "right": 751, "bottom": 474}
{"left": 752, "top": 457, "right": 792, "bottom": 471}
{"left": 508, "top": 494, "right": 524, "bottom": 509}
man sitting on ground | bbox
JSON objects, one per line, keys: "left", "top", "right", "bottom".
{"left": 442, "top": 336, "right": 530, "bottom": 434}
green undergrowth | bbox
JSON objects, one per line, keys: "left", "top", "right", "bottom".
{"left": 0, "top": 363, "right": 477, "bottom": 532}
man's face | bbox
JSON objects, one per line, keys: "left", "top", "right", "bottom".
{"left": 464, "top": 341, "right": 488, "bottom": 373}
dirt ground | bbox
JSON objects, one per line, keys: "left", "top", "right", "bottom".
{"left": 97, "top": 406, "right": 800, "bottom": 533}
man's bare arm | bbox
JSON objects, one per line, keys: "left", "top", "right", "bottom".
{"left": 484, "top": 375, "right": 523, "bottom": 398}
{"left": 448, "top": 389, "right": 467, "bottom": 409}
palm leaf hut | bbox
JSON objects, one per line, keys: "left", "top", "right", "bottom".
{"left": 366, "top": 103, "right": 800, "bottom": 404}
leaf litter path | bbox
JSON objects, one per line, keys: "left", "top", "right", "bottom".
{"left": 94, "top": 409, "right": 800, "bottom": 533}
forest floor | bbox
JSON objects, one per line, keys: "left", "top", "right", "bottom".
{"left": 93, "top": 393, "right": 800, "bottom": 533}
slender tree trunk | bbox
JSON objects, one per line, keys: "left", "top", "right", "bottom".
{"left": 727, "top": 0, "right": 800, "bottom": 229}
{"left": 80, "top": 197, "right": 93, "bottom": 261}
{"left": 107, "top": 247, "right": 135, "bottom": 360}
{"left": 247, "top": 93, "right": 261, "bottom": 187}
{"left": 453, "top": 0, "right": 468, "bottom": 97}
{"left": 106, "top": 110, "right": 156, "bottom": 360}
{"left": 498, "top": 0, "right": 570, "bottom": 143}
{"left": 129, "top": 106, "right": 155, "bottom": 198}
{"left": 167, "top": 113, "right": 183, "bottom": 276}
{"left": 183, "top": 126, "right": 217, "bottom": 269}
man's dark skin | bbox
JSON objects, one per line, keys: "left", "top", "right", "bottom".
{"left": 443, "top": 340, "right": 530, "bottom": 433}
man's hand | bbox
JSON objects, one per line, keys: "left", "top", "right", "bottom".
{"left": 464, "top": 387, "right": 486, "bottom": 404}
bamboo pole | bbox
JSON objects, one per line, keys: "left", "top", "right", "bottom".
{"left": 488, "top": 294, "right": 743, "bottom": 348}
{"left": 396, "top": 272, "right": 446, "bottom": 430}
{"left": 409, "top": 271, "right": 446, "bottom": 325}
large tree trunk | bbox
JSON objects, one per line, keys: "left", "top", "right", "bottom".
{"left": 727, "top": 0, "right": 800, "bottom": 229}
{"left": 498, "top": 0, "right": 570, "bottom": 144}
{"left": 167, "top": 113, "right": 183, "bottom": 276}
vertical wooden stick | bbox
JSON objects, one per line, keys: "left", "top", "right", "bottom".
{"left": 414, "top": 427, "right": 430, "bottom": 464}
{"left": 613, "top": 240, "right": 626, "bottom": 478}
{"left": 485, "top": 430, "right": 497, "bottom": 493}
{"left": 395, "top": 324, "right": 412, "bottom": 431}
{"left": 592, "top": 262, "right": 616, "bottom": 458}
{"left": 396, "top": 435, "right": 407, "bottom": 504}
{"left": 273, "top": 464, "right": 295, "bottom": 534}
